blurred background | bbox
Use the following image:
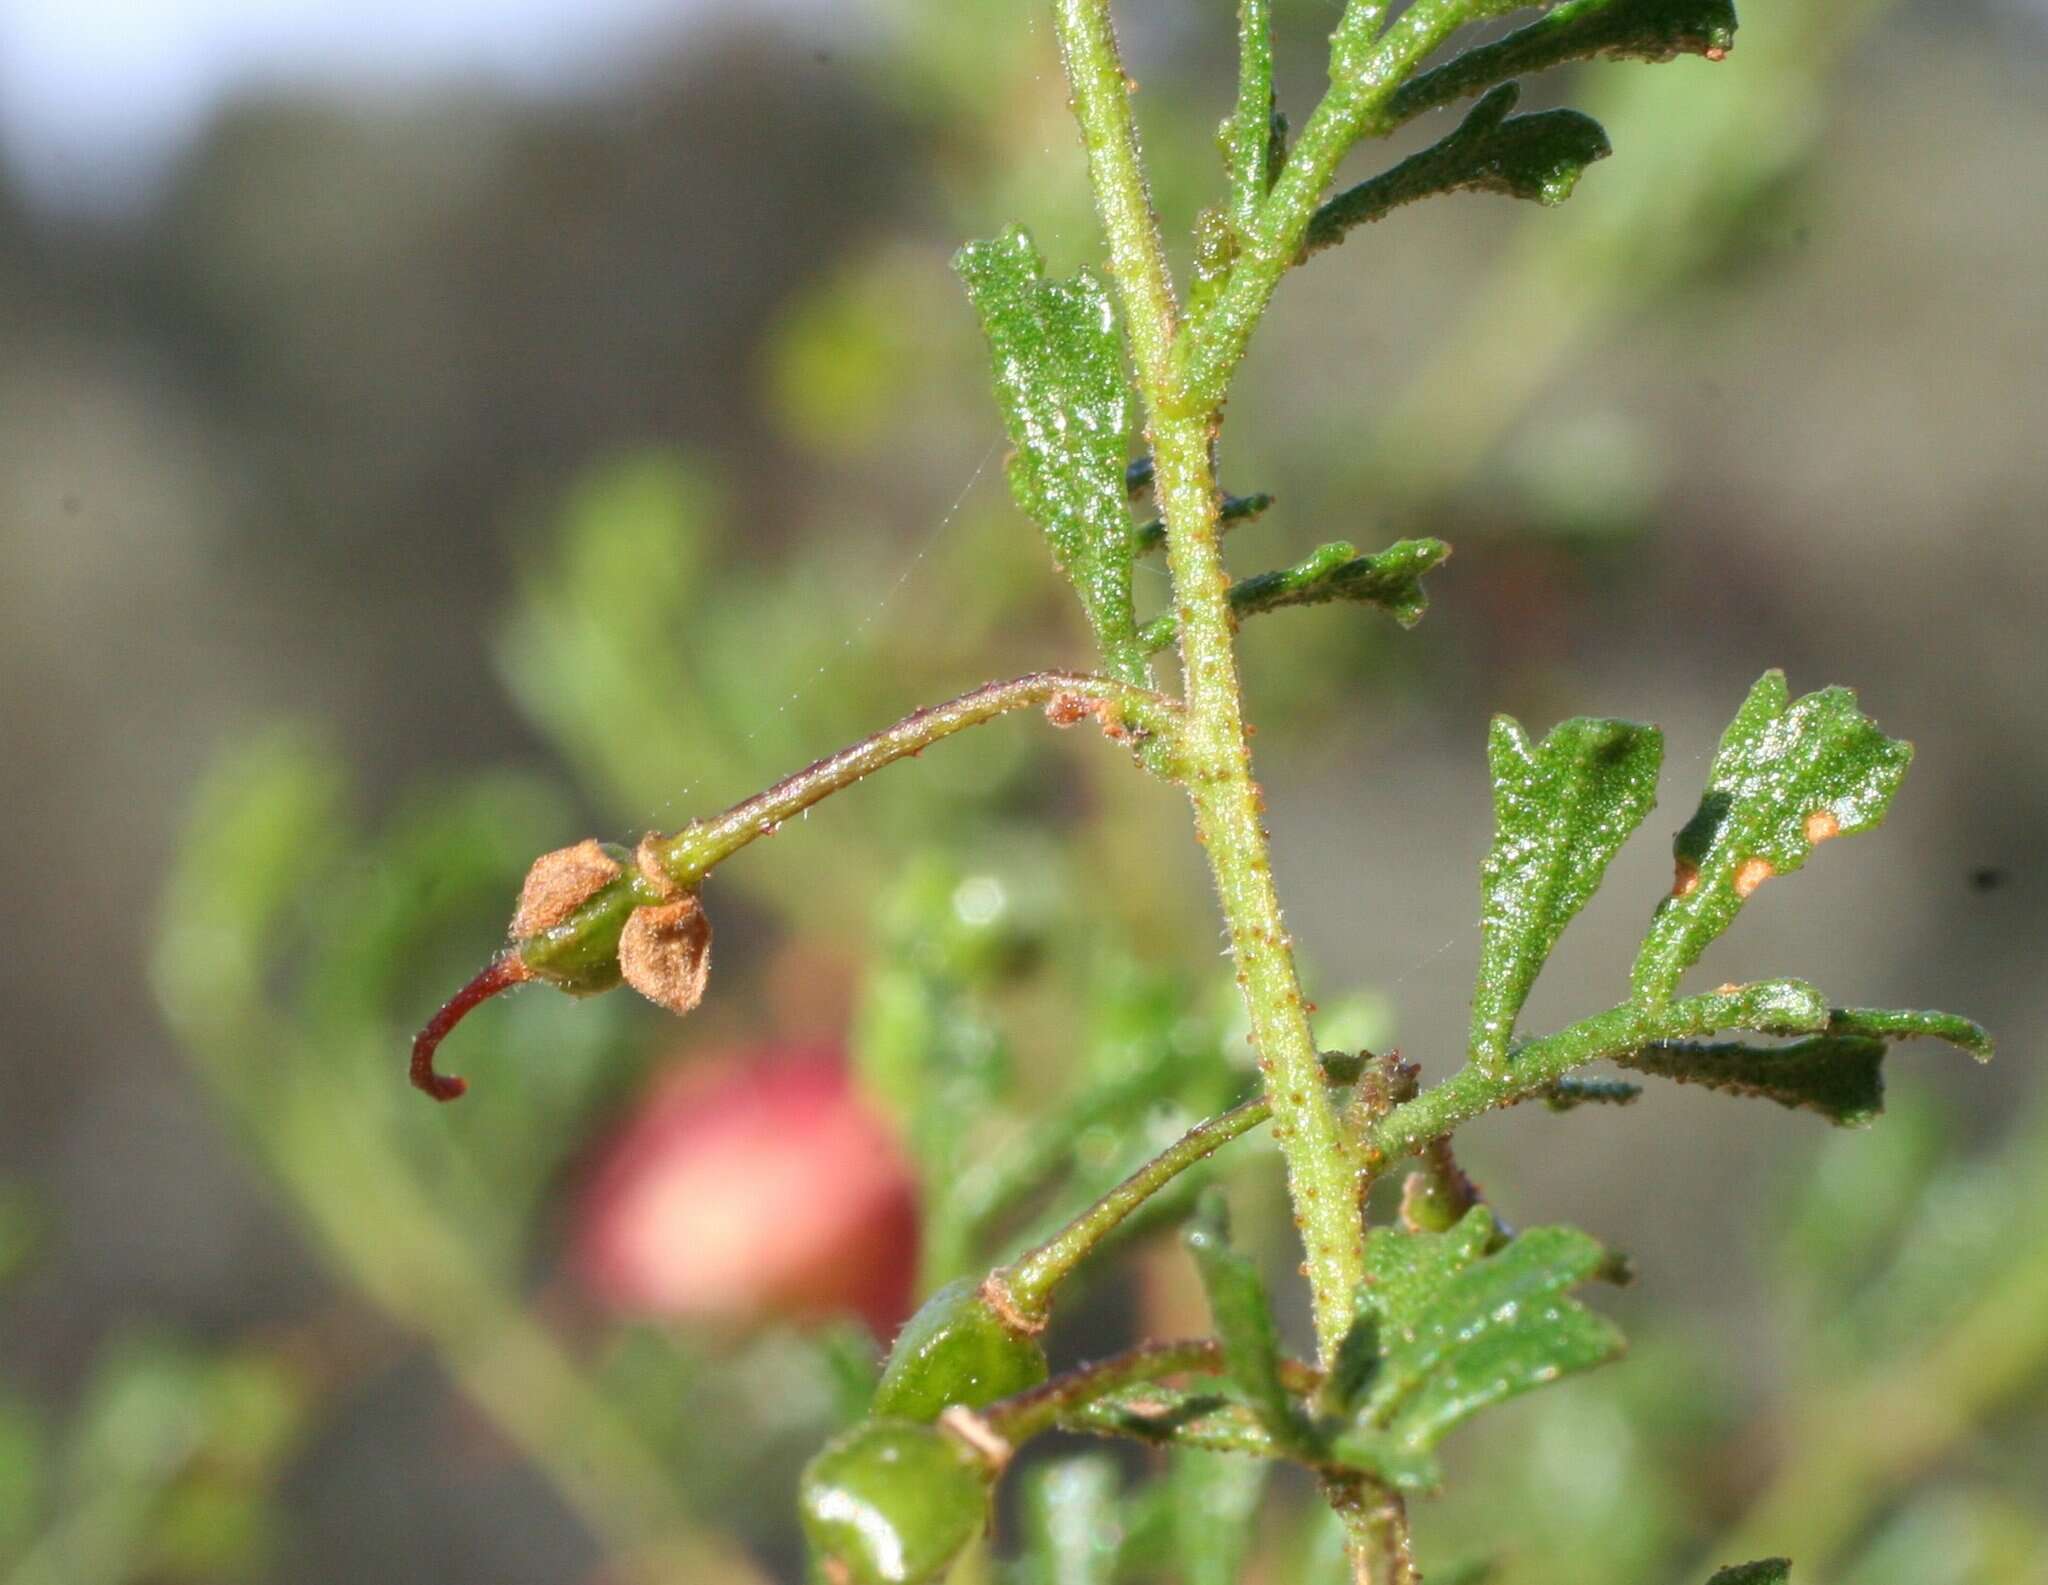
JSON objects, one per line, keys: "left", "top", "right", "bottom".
{"left": 2, "top": 0, "right": 2044, "bottom": 1580}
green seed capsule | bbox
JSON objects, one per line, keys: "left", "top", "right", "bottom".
{"left": 799, "top": 1418, "right": 993, "bottom": 1585}
{"left": 871, "top": 1277, "right": 1046, "bottom": 1422}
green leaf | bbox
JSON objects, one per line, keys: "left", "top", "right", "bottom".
{"left": 1703, "top": 1564, "right": 1791, "bottom": 1585}
{"left": 1322, "top": 1299, "right": 1383, "bottom": 1419}
{"left": 1333, "top": 1209, "right": 1623, "bottom": 1488}
{"left": 1632, "top": 672, "right": 1913, "bottom": 1008}
{"left": 1308, "top": 85, "right": 1611, "bottom": 257}
{"left": 1138, "top": 537, "right": 1450, "bottom": 654}
{"left": 1618, "top": 1002, "right": 1990, "bottom": 1126}
{"left": 1619, "top": 1036, "right": 1889, "bottom": 1127}
{"left": 1470, "top": 714, "right": 1663, "bottom": 1070}
{"left": 956, "top": 226, "right": 1146, "bottom": 684}
{"left": 1183, "top": 1192, "right": 1319, "bottom": 1457}
{"left": 1828, "top": 1006, "right": 1993, "bottom": 1062}
{"left": 1390, "top": 0, "right": 1740, "bottom": 130}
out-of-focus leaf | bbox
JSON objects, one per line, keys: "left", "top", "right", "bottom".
{"left": 1183, "top": 1192, "right": 1319, "bottom": 1457}
{"left": 1170, "top": 1449, "right": 1270, "bottom": 1585}
{"left": 1470, "top": 714, "right": 1663, "bottom": 1069}
{"left": 1010, "top": 1455, "right": 1121, "bottom": 1585}
{"left": 1308, "top": 85, "right": 1610, "bottom": 257}
{"left": 955, "top": 225, "right": 1146, "bottom": 683}
{"left": 1391, "top": 0, "right": 1741, "bottom": 127}
{"left": 1333, "top": 1210, "right": 1623, "bottom": 1489}
{"left": 1633, "top": 672, "right": 1913, "bottom": 1007}
{"left": 1703, "top": 1563, "right": 1791, "bottom": 1585}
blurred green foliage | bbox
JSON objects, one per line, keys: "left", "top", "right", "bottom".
{"left": 7, "top": 0, "right": 2012, "bottom": 1578}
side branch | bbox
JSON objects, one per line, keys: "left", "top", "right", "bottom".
{"left": 648, "top": 671, "right": 1178, "bottom": 886}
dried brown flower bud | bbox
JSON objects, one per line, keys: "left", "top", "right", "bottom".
{"left": 634, "top": 832, "right": 680, "bottom": 898}
{"left": 619, "top": 894, "right": 713, "bottom": 1015}
{"left": 511, "top": 839, "right": 623, "bottom": 940}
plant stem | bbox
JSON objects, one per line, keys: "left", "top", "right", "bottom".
{"left": 1002, "top": 1088, "right": 1277, "bottom": 1320}
{"left": 1225, "top": 0, "right": 1276, "bottom": 234}
{"left": 1183, "top": 0, "right": 1485, "bottom": 408}
{"left": 1324, "top": 1475, "right": 1420, "bottom": 1585}
{"left": 1049, "top": 0, "right": 1365, "bottom": 1365}
{"left": 981, "top": 1336, "right": 1319, "bottom": 1443}
{"left": 647, "top": 671, "right": 1174, "bottom": 886}
{"left": 1358, "top": 982, "right": 1832, "bottom": 1169}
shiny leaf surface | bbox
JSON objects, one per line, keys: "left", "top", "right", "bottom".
{"left": 1470, "top": 713, "right": 1663, "bottom": 1069}
{"left": 956, "top": 226, "right": 1146, "bottom": 683}
{"left": 1633, "top": 672, "right": 1913, "bottom": 1007}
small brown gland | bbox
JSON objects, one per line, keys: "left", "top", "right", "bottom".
{"left": 618, "top": 894, "right": 712, "bottom": 1015}
{"left": 1044, "top": 692, "right": 1095, "bottom": 728}
{"left": 1734, "top": 857, "right": 1776, "bottom": 899}
{"left": 634, "top": 831, "right": 679, "bottom": 898}
{"left": 511, "top": 838, "right": 621, "bottom": 940}
{"left": 1671, "top": 861, "right": 1702, "bottom": 899}
{"left": 1804, "top": 808, "right": 1842, "bottom": 846}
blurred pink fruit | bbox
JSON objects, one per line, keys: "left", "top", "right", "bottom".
{"left": 574, "top": 1045, "right": 920, "bottom": 1337}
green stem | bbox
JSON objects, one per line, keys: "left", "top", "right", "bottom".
{"left": 1051, "top": 0, "right": 1365, "bottom": 1364}
{"left": 1002, "top": 1089, "right": 1277, "bottom": 1320}
{"left": 1225, "top": 0, "right": 1276, "bottom": 235}
{"left": 1359, "top": 983, "right": 1826, "bottom": 1169}
{"left": 980, "top": 1338, "right": 1222, "bottom": 1441}
{"left": 1049, "top": 0, "right": 1181, "bottom": 401}
{"left": 648, "top": 671, "right": 1175, "bottom": 886}
{"left": 1183, "top": 0, "right": 1485, "bottom": 408}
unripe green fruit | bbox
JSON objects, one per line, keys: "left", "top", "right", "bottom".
{"left": 871, "top": 1277, "right": 1046, "bottom": 1422}
{"left": 798, "top": 1419, "right": 993, "bottom": 1585}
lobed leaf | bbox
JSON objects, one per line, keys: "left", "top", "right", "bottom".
{"left": 1307, "top": 85, "right": 1612, "bottom": 258}
{"left": 1183, "top": 1193, "right": 1320, "bottom": 1456}
{"left": 1390, "top": 0, "right": 1740, "bottom": 130}
{"left": 1470, "top": 713, "right": 1663, "bottom": 1070}
{"left": 956, "top": 226, "right": 1147, "bottom": 683}
{"left": 1140, "top": 537, "right": 1450, "bottom": 654}
{"left": 1333, "top": 1209, "right": 1623, "bottom": 1488}
{"left": 1632, "top": 672, "right": 1913, "bottom": 1008}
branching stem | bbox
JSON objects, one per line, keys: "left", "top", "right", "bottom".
{"left": 645, "top": 670, "right": 1176, "bottom": 886}
{"left": 1050, "top": 0, "right": 1367, "bottom": 1365}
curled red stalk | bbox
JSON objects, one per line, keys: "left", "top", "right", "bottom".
{"left": 410, "top": 952, "right": 532, "bottom": 1102}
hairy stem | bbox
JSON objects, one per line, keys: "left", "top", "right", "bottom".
{"left": 645, "top": 671, "right": 1174, "bottom": 886}
{"left": 979, "top": 1336, "right": 1312, "bottom": 1444}
{"left": 1050, "top": 0, "right": 1365, "bottom": 1364}
{"left": 1183, "top": 0, "right": 1487, "bottom": 408}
